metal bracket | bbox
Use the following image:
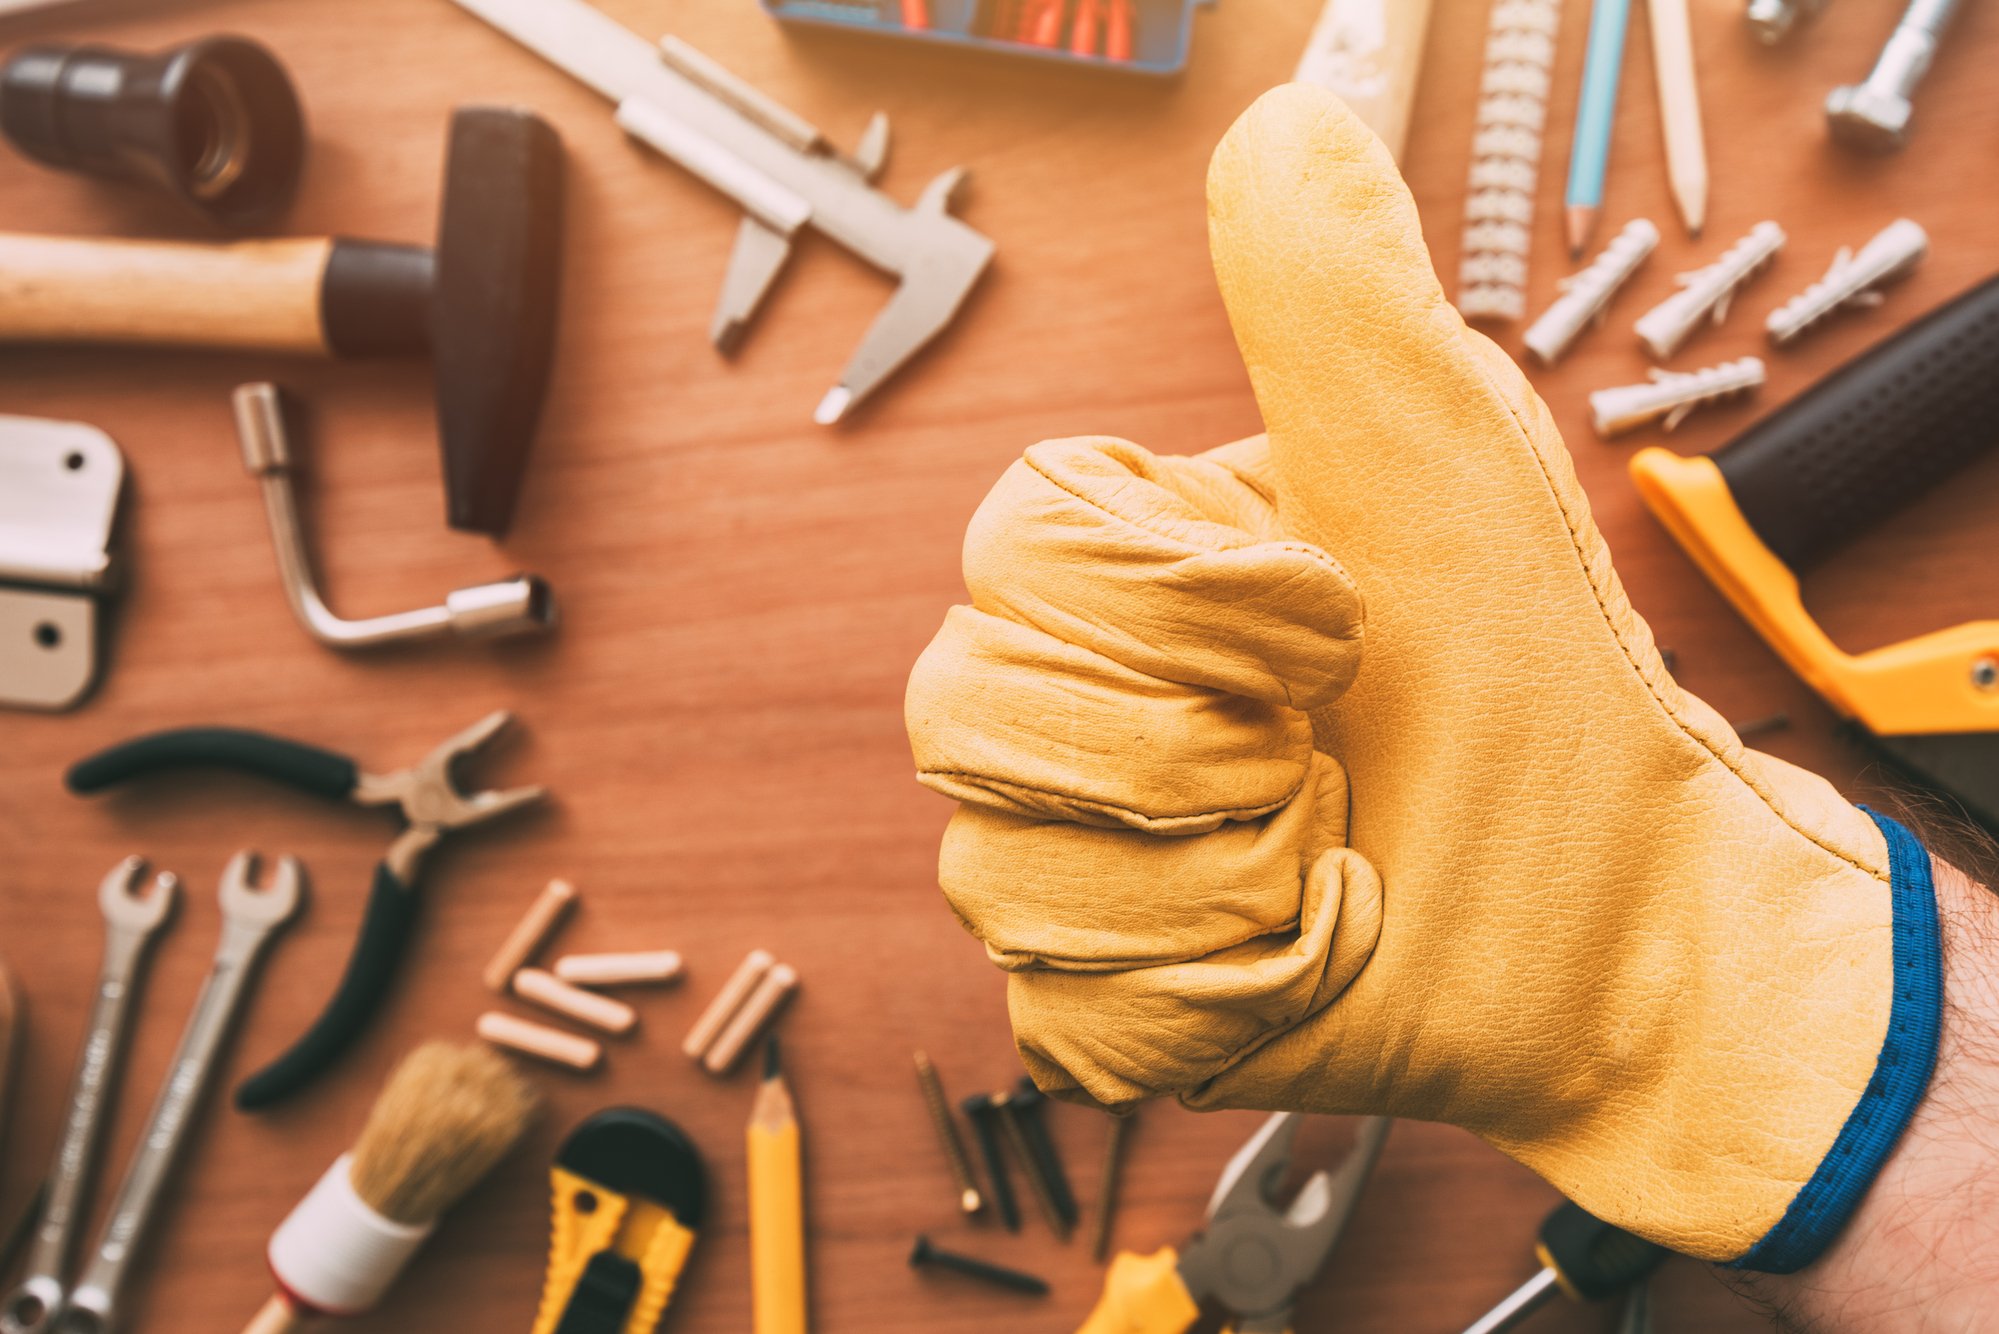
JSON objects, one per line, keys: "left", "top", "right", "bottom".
{"left": 0, "top": 414, "right": 124, "bottom": 710}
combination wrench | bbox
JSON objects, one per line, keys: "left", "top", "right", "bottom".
{"left": 52, "top": 851, "right": 303, "bottom": 1334}
{"left": 0, "top": 859, "right": 177, "bottom": 1334}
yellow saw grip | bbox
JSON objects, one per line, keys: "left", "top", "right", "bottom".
{"left": 1076, "top": 1247, "right": 1201, "bottom": 1334}
{"left": 1631, "top": 448, "right": 1999, "bottom": 736}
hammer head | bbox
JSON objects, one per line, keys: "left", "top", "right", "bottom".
{"left": 433, "top": 105, "right": 563, "bottom": 536}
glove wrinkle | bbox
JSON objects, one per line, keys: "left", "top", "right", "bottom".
{"left": 1010, "top": 835, "right": 1385, "bottom": 1112}
{"left": 907, "top": 435, "right": 1387, "bottom": 1113}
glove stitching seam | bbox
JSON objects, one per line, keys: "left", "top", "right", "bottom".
{"left": 1486, "top": 385, "right": 1890, "bottom": 885}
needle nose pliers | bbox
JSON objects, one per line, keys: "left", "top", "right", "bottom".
{"left": 1080, "top": 1112, "right": 1388, "bottom": 1334}
{"left": 67, "top": 710, "right": 544, "bottom": 1110}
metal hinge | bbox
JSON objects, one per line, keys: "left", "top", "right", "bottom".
{"left": 0, "top": 415, "right": 124, "bottom": 710}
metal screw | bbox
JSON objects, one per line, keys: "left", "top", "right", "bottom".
{"left": 1745, "top": 0, "right": 1828, "bottom": 45}
{"left": 913, "top": 1051, "right": 983, "bottom": 1215}
{"left": 994, "top": 1091, "right": 1072, "bottom": 1241}
{"left": 960, "top": 1093, "right": 1020, "bottom": 1232}
{"left": 909, "top": 1235, "right": 1050, "bottom": 1296}
{"left": 1091, "top": 1111, "right": 1133, "bottom": 1263}
{"left": 1825, "top": 0, "right": 1961, "bottom": 153}
{"left": 1008, "top": 1080, "right": 1079, "bottom": 1228}
{"left": 1973, "top": 658, "right": 1999, "bottom": 690}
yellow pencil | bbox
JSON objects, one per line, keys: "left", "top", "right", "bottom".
{"left": 749, "top": 1038, "right": 807, "bottom": 1334}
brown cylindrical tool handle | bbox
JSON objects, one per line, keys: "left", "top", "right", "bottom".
{"left": 0, "top": 233, "right": 333, "bottom": 353}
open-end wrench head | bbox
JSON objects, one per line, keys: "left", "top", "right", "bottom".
{"left": 96, "top": 857, "right": 176, "bottom": 933}
{"left": 217, "top": 850, "right": 305, "bottom": 927}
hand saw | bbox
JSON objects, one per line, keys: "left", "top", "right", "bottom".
{"left": 1632, "top": 273, "right": 1999, "bottom": 832}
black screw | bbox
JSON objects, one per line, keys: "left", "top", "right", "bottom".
{"left": 909, "top": 1234, "right": 1050, "bottom": 1296}
{"left": 961, "top": 1093, "right": 1020, "bottom": 1232}
{"left": 994, "top": 1091, "right": 1070, "bottom": 1240}
{"left": 1010, "top": 1079, "right": 1079, "bottom": 1229}
{"left": 1091, "top": 1109, "right": 1133, "bottom": 1263}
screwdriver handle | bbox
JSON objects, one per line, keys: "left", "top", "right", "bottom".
{"left": 1537, "top": 1201, "right": 1669, "bottom": 1301}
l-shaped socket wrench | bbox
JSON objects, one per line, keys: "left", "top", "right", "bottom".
{"left": 232, "top": 383, "right": 556, "bottom": 650}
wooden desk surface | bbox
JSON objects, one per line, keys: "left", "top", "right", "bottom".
{"left": 2, "top": 0, "right": 1994, "bottom": 1330}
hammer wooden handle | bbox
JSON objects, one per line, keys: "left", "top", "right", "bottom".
{"left": 0, "top": 234, "right": 334, "bottom": 353}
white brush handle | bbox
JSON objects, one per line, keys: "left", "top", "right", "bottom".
{"left": 241, "top": 1295, "right": 308, "bottom": 1334}
{"left": 267, "top": 1156, "right": 434, "bottom": 1316}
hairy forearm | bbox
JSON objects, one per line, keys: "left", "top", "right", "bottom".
{"left": 1723, "top": 854, "right": 1999, "bottom": 1332}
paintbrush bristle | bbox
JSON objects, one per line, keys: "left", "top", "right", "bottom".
{"left": 349, "top": 1042, "right": 539, "bottom": 1226}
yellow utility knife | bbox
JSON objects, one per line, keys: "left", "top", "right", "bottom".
{"left": 532, "top": 1108, "right": 706, "bottom": 1334}
{"left": 1079, "top": 1113, "right": 1388, "bottom": 1334}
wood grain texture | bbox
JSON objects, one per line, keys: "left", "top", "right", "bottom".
{"left": 0, "top": 1, "right": 1992, "bottom": 1331}
{"left": 0, "top": 234, "right": 330, "bottom": 352}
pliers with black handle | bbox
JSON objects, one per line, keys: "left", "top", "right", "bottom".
{"left": 67, "top": 710, "right": 543, "bottom": 1110}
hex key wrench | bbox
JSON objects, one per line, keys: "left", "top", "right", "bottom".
{"left": 232, "top": 384, "right": 556, "bottom": 650}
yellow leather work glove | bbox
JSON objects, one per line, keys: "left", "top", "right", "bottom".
{"left": 905, "top": 86, "right": 1941, "bottom": 1272}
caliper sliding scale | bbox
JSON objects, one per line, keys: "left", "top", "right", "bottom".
{"left": 449, "top": 0, "right": 996, "bottom": 424}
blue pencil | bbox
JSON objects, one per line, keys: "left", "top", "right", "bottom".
{"left": 1565, "top": 0, "right": 1632, "bottom": 258}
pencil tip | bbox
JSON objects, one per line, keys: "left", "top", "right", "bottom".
{"left": 1564, "top": 205, "right": 1597, "bottom": 261}
{"left": 764, "top": 1034, "right": 782, "bottom": 1080}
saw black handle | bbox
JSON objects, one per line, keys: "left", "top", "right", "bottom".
{"left": 67, "top": 727, "right": 358, "bottom": 802}
{"left": 1715, "top": 273, "right": 1999, "bottom": 572}
{"left": 234, "top": 861, "right": 416, "bottom": 1110}
{"left": 1540, "top": 1201, "right": 1669, "bottom": 1302}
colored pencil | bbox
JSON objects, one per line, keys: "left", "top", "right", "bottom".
{"left": 1565, "top": 0, "right": 1633, "bottom": 257}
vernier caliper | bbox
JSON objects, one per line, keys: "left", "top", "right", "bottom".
{"left": 448, "top": 0, "right": 996, "bottom": 424}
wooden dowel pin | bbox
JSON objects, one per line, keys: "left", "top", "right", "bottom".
{"left": 475, "top": 1012, "right": 602, "bottom": 1071}
{"left": 704, "top": 964, "right": 799, "bottom": 1075}
{"left": 512, "top": 968, "right": 637, "bottom": 1035}
{"left": 684, "top": 949, "right": 775, "bottom": 1060}
{"left": 554, "top": 950, "right": 684, "bottom": 987}
{"left": 482, "top": 878, "right": 577, "bottom": 992}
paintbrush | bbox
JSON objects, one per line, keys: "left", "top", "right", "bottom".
{"left": 240, "top": 1042, "right": 539, "bottom": 1333}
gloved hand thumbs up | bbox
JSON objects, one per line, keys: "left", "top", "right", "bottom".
{"left": 908, "top": 434, "right": 1382, "bottom": 1105}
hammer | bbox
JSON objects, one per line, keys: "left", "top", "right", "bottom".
{"left": 0, "top": 105, "right": 562, "bottom": 536}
